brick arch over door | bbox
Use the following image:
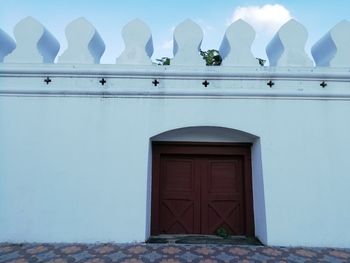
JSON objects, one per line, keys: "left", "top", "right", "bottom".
{"left": 149, "top": 126, "right": 267, "bottom": 241}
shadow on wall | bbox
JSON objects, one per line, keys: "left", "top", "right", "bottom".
{"left": 151, "top": 126, "right": 256, "bottom": 143}
{"left": 146, "top": 126, "right": 268, "bottom": 244}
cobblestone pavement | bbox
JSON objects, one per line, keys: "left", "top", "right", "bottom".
{"left": 1, "top": 243, "right": 350, "bottom": 263}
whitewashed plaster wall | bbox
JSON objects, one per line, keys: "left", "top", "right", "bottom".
{"left": 0, "top": 17, "right": 350, "bottom": 248}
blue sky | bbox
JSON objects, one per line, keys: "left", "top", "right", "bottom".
{"left": 1, "top": 0, "right": 350, "bottom": 64}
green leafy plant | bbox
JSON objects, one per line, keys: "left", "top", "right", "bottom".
{"left": 156, "top": 50, "right": 265, "bottom": 67}
{"left": 155, "top": 49, "right": 222, "bottom": 66}
{"left": 216, "top": 226, "right": 230, "bottom": 239}
{"left": 156, "top": 57, "right": 170, "bottom": 65}
{"left": 200, "top": 49, "right": 222, "bottom": 66}
{"left": 256, "top": 57, "right": 266, "bottom": 66}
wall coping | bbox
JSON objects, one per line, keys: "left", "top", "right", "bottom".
{"left": 1, "top": 64, "right": 350, "bottom": 100}
{"left": 1, "top": 63, "right": 350, "bottom": 78}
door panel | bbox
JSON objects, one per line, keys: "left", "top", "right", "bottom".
{"left": 159, "top": 156, "right": 200, "bottom": 234}
{"left": 202, "top": 157, "right": 245, "bottom": 235}
{"left": 207, "top": 160, "right": 241, "bottom": 194}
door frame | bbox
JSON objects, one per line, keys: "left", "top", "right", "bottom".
{"left": 151, "top": 141, "right": 255, "bottom": 236}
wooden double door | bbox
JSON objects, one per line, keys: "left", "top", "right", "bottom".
{"left": 151, "top": 143, "right": 254, "bottom": 236}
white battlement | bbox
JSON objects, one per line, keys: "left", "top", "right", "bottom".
{"left": 58, "top": 17, "right": 105, "bottom": 64}
{"left": 3, "top": 17, "right": 60, "bottom": 63}
{"left": 1, "top": 16, "right": 350, "bottom": 67}
{"left": 1, "top": 17, "right": 350, "bottom": 99}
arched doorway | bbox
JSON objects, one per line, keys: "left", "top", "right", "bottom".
{"left": 149, "top": 127, "right": 261, "bottom": 238}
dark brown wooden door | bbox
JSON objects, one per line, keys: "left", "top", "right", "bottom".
{"left": 158, "top": 155, "right": 200, "bottom": 234}
{"left": 151, "top": 143, "right": 254, "bottom": 236}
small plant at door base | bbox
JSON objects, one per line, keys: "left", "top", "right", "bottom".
{"left": 216, "top": 226, "right": 230, "bottom": 239}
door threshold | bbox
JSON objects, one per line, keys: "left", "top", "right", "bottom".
{"left": 147, "top": 234, "right": 262, "bottom": 245}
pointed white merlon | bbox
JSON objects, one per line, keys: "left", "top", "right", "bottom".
{"left": 4, "top": 17, "right": 59, "bottom": 63}
{"left": 116, "top": 19, "right": 153, "bottom": 65}
{"left": 58, "top": 17, "right": 105, "bottom": 64}
{"left": 172, "top": 19, "right": 205, "bottom": 66}
{"left": 219, "top": 19, "right": 258, "bottom": 66}
{"left": 311, "top": 20, "right": 350, "bottom": 67}
{"left": 0, "top": 29, "right": 16, "bottom": 62}
{"left": 266, "top": 19, "right": 313, "bottom": 67}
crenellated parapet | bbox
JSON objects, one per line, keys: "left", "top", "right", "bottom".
{"left": 266, "top": 19, "right": 313, "bottom": 67}
{"left": 3, "top": 17, "right": 60, "bottom": 63}
{"left": 311, "top": 20, "right": 350, "bottom": 67}
{"left": 58, "top": 17, "right": 105, "bottom": 64}
{"left": 116, "top": 19, "right": 153, "bottom": 65}
{"left": 0, "top": 28, "right": 16, "bottom": 62}
{"left": 220, "top": 19, "right": 258, "bottom": 66}
{"left": 1, "top": 16, "right": 349, "bottom": 67}
{"left": 1, "top": 16, "right": 350, "bottom": 99}
{"left": 171, "top": 19, "right": 205, "bottom": 66}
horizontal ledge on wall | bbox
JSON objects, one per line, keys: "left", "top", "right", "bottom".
{"left": 1, "top": 88, "right": 350, "bottom": 101}
{"left": 1, "top": 64, "right": 350, "bottom": 81}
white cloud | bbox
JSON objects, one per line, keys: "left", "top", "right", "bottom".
{"left": 229, "top": 4, "right": 292, "bottom": 36}
{"left": 195, "top": 18, "right": 216, "bottom": 34}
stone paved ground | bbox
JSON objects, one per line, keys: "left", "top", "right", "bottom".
{"left": 1, "top": 243, "right": 350, "bottom": 263}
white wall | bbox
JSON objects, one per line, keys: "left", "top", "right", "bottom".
{"left": 1, "top": 15, "right": 350, "bottom": 248}
{"left": 1, "top": 94, "right": 350, "bottom": 247}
